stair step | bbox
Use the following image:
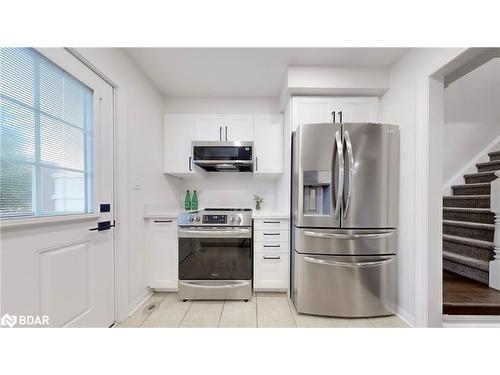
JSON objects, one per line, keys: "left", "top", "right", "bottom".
{"left": 443, "top": 259, "right": 489, "bottom": 285}
{"left": 464, "top": 171, "right": 498, "bottom": 184}
{"left": 476, "top": 160, "right": 500, "bottom": 172}
{"left": 443, "top": 207, "right": 494, "bottom": 224}
{"left": 442, "top": 220, "right": 494, "bottom": 242}
{"left": 443, "top": 271, "right": 500, "bottom": 315}
{"left": 452, "top": 183, "right": 491, "bottom": 196}
{"left": 443, "top": 195, "right": 490, "bottom": 208}
{"left": 443, "top": 250, "right": 490, "bottom": 271}
{"left": 443, "top": 234, "right": 494, "bottom": 264}
{"left": 488, "top": 150, "right": 500, "bottom": 161}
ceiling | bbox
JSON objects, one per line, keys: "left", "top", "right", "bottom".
{"left": 125, "top": 48, "right": 406, "bottom": 98}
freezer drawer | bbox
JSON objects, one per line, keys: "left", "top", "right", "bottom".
{"left": 294, "top": 227, "right": 397, "bottom": 256}
{"left": 292, "top": 252, "right": 397, "bottom": 317}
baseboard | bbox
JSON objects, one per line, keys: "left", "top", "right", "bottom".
{"left": 397, "top": 307, "right": 415, "bottom": 327}
{"left": 442, "top": 314, "right": 500, "bottom": 328}
{"left": 126, "top": 289, "right": 154, "bottom": 318}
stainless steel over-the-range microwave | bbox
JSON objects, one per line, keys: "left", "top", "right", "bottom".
{"left": 192, "top": 141, "right": 254, "bottom": 172}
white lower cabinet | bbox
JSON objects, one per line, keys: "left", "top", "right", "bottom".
{"left": 147, "top": 219, "right": 178, "bottom": 291}
{"left": 254, "top": 253, "right": 289, "bottom": 291}
{"left": 253, "top": 218, "right": 289, "bottom": 292}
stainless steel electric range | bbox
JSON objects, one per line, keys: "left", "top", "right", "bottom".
{"left": 177, "top": 208, "right": 253, "bottom": 301}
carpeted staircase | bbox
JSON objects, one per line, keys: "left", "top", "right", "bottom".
{"left": 443, "top": 151, "right": 500, "bottom": 284}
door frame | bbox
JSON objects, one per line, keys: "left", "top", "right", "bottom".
{"left": 415, "top": 48, "right": 497, "bottom": 327}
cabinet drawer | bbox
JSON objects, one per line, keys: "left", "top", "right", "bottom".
{"left": 254, "top": 219, "right": 289, "bottom": 230}
{"left": 254, "top": 253, "right": 289, "bottom": 291}
{"left": 254, "top": 230, "right": 289, "bottom": 242}
{"left": 254, "top": 241, "right": 289, "bottom": 254}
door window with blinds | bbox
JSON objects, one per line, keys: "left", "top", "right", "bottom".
{"left": 0, "top": 48, "right": 93, "bottom": 218}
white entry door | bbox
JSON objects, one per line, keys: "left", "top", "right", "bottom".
{"left": 0, "top": 48, "right": 115, "bottom": 327}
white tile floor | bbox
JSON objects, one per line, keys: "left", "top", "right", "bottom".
{"left": 117, "top": 292, "right": 409, "bottom": 328}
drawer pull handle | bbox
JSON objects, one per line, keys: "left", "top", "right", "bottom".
{"left": 263, "top": 244, "right": 280, "bottom": 248}
{"left": 263, "top": 233, "right": 280, "bottom": 236}
{"left": 263, "top": 256, "right": 281, "bottom": 260}
{"left": 304, "top": 256, "right": 393, "bottom": 268}
{"left": 154, "top": 220, "right": 173, "bottom": 223}
{"left": 263, "top": 221, "right": 281, "bottom": 224}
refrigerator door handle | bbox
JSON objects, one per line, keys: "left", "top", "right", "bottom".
{"left": 304, "top": 256, "right": 393, "bottom": 268}
{"left": 334, "top": 130, "right": 344, "bottom": 218}
{"left": 343, "top": 130, "right": 354, "bottom": 218}
{"left": 303, "top": 230, "right": 393, "bottom": 239}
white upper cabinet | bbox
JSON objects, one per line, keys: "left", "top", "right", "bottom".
{"left": 194, "top": 114, "right": 224, "bottom": 141}
{"left": 292, "top": 96, "right": 378, "bottom": 131}
{"left": 254, "top": 114, "right": 283, "bottom": 174}
{"left": 194, "top": 114, "right": 254, "bottom": 141}
{"left": 224, "top": 115, "right": 254, "bottom": 141}
{"left": 164, "top": 114, "right": 195, "bottom": 177}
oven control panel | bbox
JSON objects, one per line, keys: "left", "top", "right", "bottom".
{"left": 202, "top": 214, "right": 227, "bottom": 224}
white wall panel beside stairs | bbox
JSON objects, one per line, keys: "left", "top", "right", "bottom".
{"left": 489, "top": 171, "right": 500, "bottom": 290}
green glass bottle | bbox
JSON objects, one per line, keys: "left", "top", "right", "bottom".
{"left": 184, "top": 190, "right": 191, "bottom": 211}
{"left": 191, "top": 190, "right": 198, "bottom": 211}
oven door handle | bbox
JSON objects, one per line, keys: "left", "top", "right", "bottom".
{"left": 179, "top": 281, "right": 250, "bottom": 289}
{"left": 178, "top": 228, "right": 251, "bottom": 238}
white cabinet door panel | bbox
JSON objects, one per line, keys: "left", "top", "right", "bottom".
{"left": 148, "top": 220, "right": 178, "bottom": 290}
{"left": 164, "top": 114, "right": 194, "bottom": 175}
{"left": 254, "top": 253, "right": 289, "bottom": 291}
{"left": 194, "top": 114, "right": 224, "bottom": 141}
{"left": 224, "top": 115, "right": 254, "bottom": 141}
{"left": 254, "top": 114, "right": 283, "bottom": 174}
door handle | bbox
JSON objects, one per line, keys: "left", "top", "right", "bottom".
{"left": 334, "top": 130, "right": 344, "bottom": 218}
{"left": 263, "top": 255, "right": 281, "bottom": 260}
{"left": 89, "top": 220, "right": 115, "bottom": 231}
{"left": 338, "top": 111, "right": 343, "bottom": 124}
{"left": 255, "top": 156, "right": 258, "bottom": 171}
{"left": 304, "top": 256, "right": 393, "bottom": 268}
{"left": 219, "top": 126, "right": 222, "bottom": 141}
{"left": 303, "top": 231, "right": 393, "bottom": 239}
{"left": 188, "top": 156, "right": 192, "bottom": 171}
{"left": 343, "top": 130, "right": 354, "bottom": 218}
{"left": 331, "top": 110, "right": 335, "bottom": 123}
{"left": 225, "top": 126, "right": 228, "bottom": 141}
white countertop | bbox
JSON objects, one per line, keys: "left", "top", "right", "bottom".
{"left": 251, "top": 211, "right": 289, "bottom": 219}
{"left": 143, "top": 204, "right": 289, "bottom": 220}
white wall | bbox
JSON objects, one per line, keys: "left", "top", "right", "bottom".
{"left": 378, "top": 48, "right": 467, "bottom": 326}
{"left": 164, "top": 97, "right": 285, "bottom": 211}
{"left": 76, "top": 48, "right": 180, "bottom": 317}
{"left": 443, "top": 58, "right": 500, "bottom": 184}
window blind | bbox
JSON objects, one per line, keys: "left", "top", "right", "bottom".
{"left": 0, "top": 48, "right": 93, "bottom": 218}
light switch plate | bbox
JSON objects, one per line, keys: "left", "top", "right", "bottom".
{"left": 133, "top": 176, "right": 142, "bottom": 190}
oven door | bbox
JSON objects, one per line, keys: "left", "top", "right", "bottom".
{"left": 178, "top": 227, "right": 252, "bottom": 281}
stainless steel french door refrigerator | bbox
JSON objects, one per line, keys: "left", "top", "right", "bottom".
{"left": 291, "top": 122, "right": 400, "bottom": 317}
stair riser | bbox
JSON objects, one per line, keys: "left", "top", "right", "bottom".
{"left": 464, "top": 174, "right": 497, "bottom": 184}
{"left": 443, "top": 260, "right": 489, "bottom": 285}
{"left": 443, "top": 197, "right": 490, "bottom": 208}
{"left": 442, "top": 210, "right": 494, "bottom": 224}
{"left": 443, "top": 224, "right": 494, "bottom": 242}
{"left": 443, "top": 240, "right": 494, "bottom": 263}
{"left": 477, "top": 163, "right": 500, "bottom": 172}
{"left": 490, "top": 154, "right": 500, "bottom": 162}
{"left": 452, "top": 185, "right": 490, "bottom": 195}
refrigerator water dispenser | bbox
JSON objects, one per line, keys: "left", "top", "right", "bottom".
{"left": 303, "top": 170, "right": 331, "bottom": 215}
